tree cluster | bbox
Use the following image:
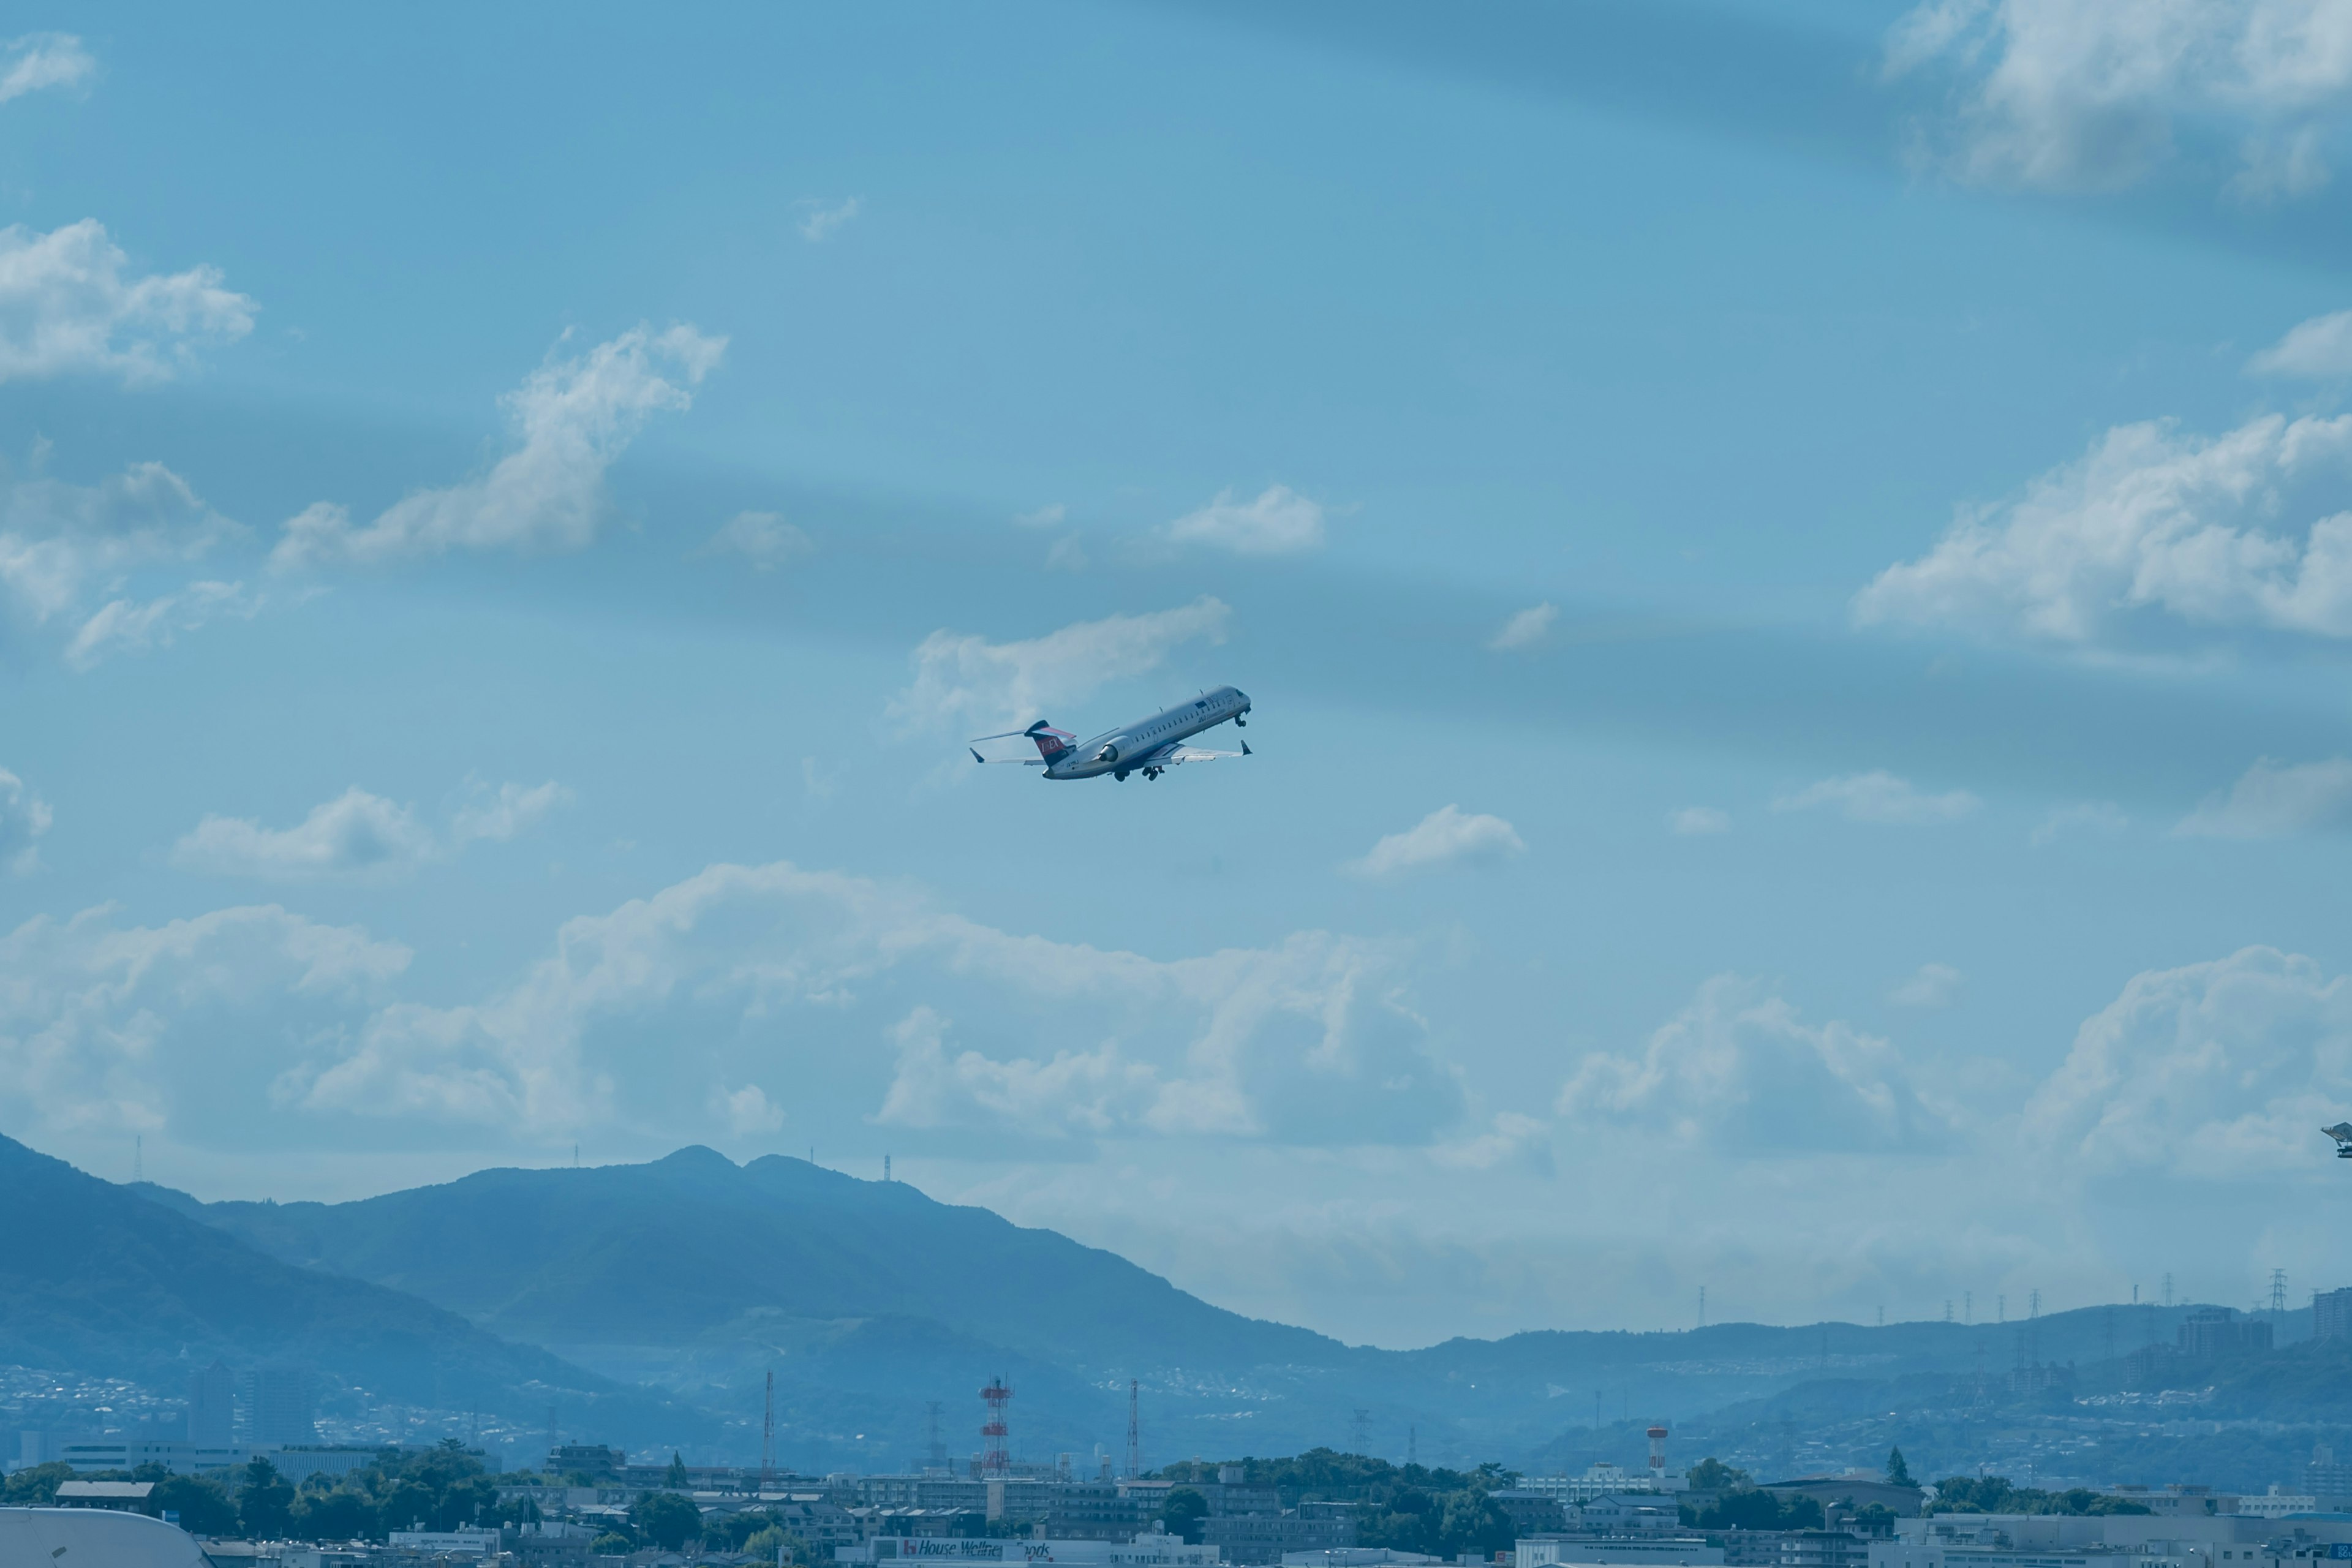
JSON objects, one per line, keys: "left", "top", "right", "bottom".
{"left": 1152, "top": 1449, "right": 1518, "bottom": 1562}
{"left": 1925, "top": 1477, "right": 2150, "bottom": 1517}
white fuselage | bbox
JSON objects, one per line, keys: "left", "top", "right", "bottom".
{"left": 1047, "top": 686, "right": 1250, "bottom": 779}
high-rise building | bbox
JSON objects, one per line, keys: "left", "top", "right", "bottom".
{"left": 240, "top": 1368, "right": 315, "bottom": 1446}
{"left": 2315, "top": 1288, "right": 2352, "bottom": 1342}
{"left": 187, "top": 1362, "right": 235, "bottom": 1447}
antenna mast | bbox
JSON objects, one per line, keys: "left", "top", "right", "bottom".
{"left": 981, "top": 1378, "right": 1012, "bottom": 1477}
{"left": 1125, "top": 1381, "right": 1140, "bottom": 1478}
{"left": 761, "top": 1369, "right": 774, "bottom": 1491}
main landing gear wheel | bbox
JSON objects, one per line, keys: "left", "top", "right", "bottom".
{"left": 1115, "top": 770, "right": 1128, "bottom": 782}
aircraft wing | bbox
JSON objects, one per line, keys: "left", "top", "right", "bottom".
{"left": 1160, "top": 742, "right": 1250, "bottom": 765}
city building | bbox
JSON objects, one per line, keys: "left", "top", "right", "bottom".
{"left": 2177, "top": 1310, "right": 2274, "bottom": 1361}
{"left": 2237, "top": 1494, "right": 2320, "bottom": 1521}
{"left": 1760, "top": 1480, "right": 1925, "bottom": 1519}
{"left": 240, "top": 1370, "right": 317, "bottom": 1447}
{"left": 1519, "top": 1466, "right": 1673, "bottom": 1506}
{"left": 1515, "top": 1536, "right": 1724, "bottom": 1567}
{"left": 839, "top": 1531, "right": 1222, "bottom": 1568}
{"left": 2302, "top": 1449, "right": 2352, "bottom": 1510}
{"left": 189, "top": 1363, "right": 236, "bottom": 1448}
{"left": 55, "top": 1481, "right": 156, "bottom": 1510}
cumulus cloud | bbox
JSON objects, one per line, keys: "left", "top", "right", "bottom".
{"left": 1012, "top": 503, "right": 1066, "bottom": 529}
{"left": 2023, "top": 946, "right": 2352, "bottom": 1177}
{"left": 1883, "top": 0, "right": 2352, "bottom": 197}
{"left": 2176, "top": 756, "right": 2352, "bottom": 837}
{"left": 268, "top": 860, "right": 1459, "bottom": 1147}
{"left": 1774, "top": 771, "right": 1979, "bottom": 824}
{"left": 1668, "top": 806, "right": 1731, "bottom": 836}
{"left": 892, "top": 597, "right": 1231, "bottom": 736}
{"left": 0, "top": 767, "right": 52, "bottom": 874}
{"left": 1166, "top": 485, "right": 1326, "bottom": 556}
{"left": 700, "top": 510, "right": 811, "bottom": 571}
{"left": 1488, "top": 602, "right": 1558, "bottom": 652}
{"left": 1348, "top": 805, "right": 1526, "bottom": 878}
{"left": 1558, "top": 975, "right": 1955, "bottom": 1154}
{"left": 1430, "top": 1111, "right": 1555, "bottom": 1175}
{"left": 449, "top": 780, "right": 569, "bottom": 845}
{"left": 0, "top": 33, "right": 94, "bottom": 104}
{"left": 0, "top": 903, "right": 409, "bottom": 1139}
{"left": 1857, "top": 415, "right": 2352, "bottom": 649}
{"left": 1889, "top": 962, "right": 1965, "bottom": 1009}
{"left": 0, "top": 219, "right": 254, "bottom": 385}
{"left": 0, "top": 457, "right": 254, "bottom": 668}
{"left": 173, "top": 779, "right": 567, "bottom": 882}
{"left": 272, "top": 324, "right": 726, "bottom": 569}
{"left": 797, "top": 198, "right": 861, "bottom": 243}
{"left": 2249, "top": 308, "right": 2352, "bottom": 377}
{"left": 717, "top": 1082, "right": 785, "bottom": 1136}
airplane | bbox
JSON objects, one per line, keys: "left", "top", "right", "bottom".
{"left": 2326, "top": 1123, "right": 2352, "bottom": 1158}
{"left": 971, "top": 686, "right": 1252, "bottom": 782}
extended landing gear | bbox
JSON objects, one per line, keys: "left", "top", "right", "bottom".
{"left": 1235, "top": 715, "right": 1246, "bottom": 727}
{"left": 1115, "top": 770, "right": 1128, "bottom": 782}
{"left": 1144, "top": 766, "right": 1163, "bottom": 780}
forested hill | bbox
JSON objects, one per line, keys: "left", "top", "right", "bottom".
{"left": 0, "top": 1133, "right": 712, "bottom": 1448}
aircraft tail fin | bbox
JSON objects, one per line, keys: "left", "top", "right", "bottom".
{"left": 1024, "top": 721, "right": 1075, "bottom": 761}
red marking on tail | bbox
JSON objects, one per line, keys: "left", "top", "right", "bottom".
{"left": 1027, "top": 722, "right": 1074, "bottom": 761}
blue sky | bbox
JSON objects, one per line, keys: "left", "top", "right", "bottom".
{"left": 12, "top": 0, "right": 2352, "bottom": 1349}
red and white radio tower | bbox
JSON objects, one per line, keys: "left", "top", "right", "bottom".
{"left": 981, "top": 1378, "right": 1013, "bottom": 1477}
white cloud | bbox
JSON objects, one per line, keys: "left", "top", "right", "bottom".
{"left": 2032, "top": 800, "right": 2129, "bottom": 845}
{"left": 2250, "top": 308, "right": 2352, "bottom": 377}
{"left": 797, "top": 198, "right": 861, "bottom": 243}
{"left": 1668, "top": 806, "right": 1731, "bottom": 836}
{"left": 1166, "top": 484, "right": 1326, "bottom": 556}
{"left": 1889, "top": 962, "right": 1965, "bottom": 1009}
{"left": 450, "top": 780, "right": 570, "bottom": 845}
{"left": 717, "top": 1082, "right": 785, "bottom": 1136}
{"left": 2022, "top": 946, "right": 2352, "bottom": 1177}
{"left": 0, "top": 458, "right": 253, "bottom": 668}
{"left": 891, "top": 596, "right": 1231, "bottom": 736}
{"left": 1774, "top": 771, "right": 1980, "bottom": 824}
{"left": 65, "top": 579, "right": 257, "bottom": 670}
{"left": 1488, "top": 602, "right": 1558, "bottom": 652}
{"left": 0, "top": 902, "right": 409, "bottom": 1140}
{"left": 0, "top": 767, "right": 53, "bottom": 875}
{"left": 1558, "top": 974, "right": 1956, "bottom": 1154}
{"left": 1883, "top": 0, "right": 2352, "bottom": 197}
{"left": 1856, "top": 414, "right": 2352, "bottom": 648}
{"left": 0, "top": 219, "right": 254, "bottom": 385}
{"left": 272, "top": 323, "right": 726, "bottom": 569}
{"left": 1012, "top": 503, "right": 1066, "bottom": 529}
{"left": 701, "top": 510, "right": 811, "bottom": 571}
{"left": 2176, "top": 756, "right": 2352, "bottom": 837}
{"left": 173, "top": 779, "right": 566, "bottom": 882}
{"left": 277, "top": 861, "right": 1460, "bottom": 1147}
{"left": 0, "top": 33, "right": 94, "bottom": 104}
{"left": 1348, "top": 805, "right": 1526, "bottom": 878}
{"left": 1430, "top": 1111, "right": 1554, "bottom": 1175}
{"left": 173, "top": 789, "right": 440, "bottom": 884}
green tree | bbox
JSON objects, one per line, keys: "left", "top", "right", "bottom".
{"left": 1162, "top": 1487, "right": 1210, "bottom": 1544}
{"left": 1685, "top": 1458, "right": 1751, "bottom": 1494}
{"left": 1885, "top": 1448, "right": 1913, "bottom": 1487}
{"left": 592, "top": 1534, "right": 636, "bottom": 1557}
{"left": 667, "top": 1453, "right": 690, "bottom": 1488}
{"left": 239, "top": 1459, "right": 296, "bottom": 1539}
{"left": 2, "top": 1463, "right": 74, "bottom": 1506}
{"left": 380, "top": 1479, "right": 439, "bottom": 1534}
{"left": 633, "top": 1491, "right": 702, "bottom": 1551}
{"left": 292, "top": 1488, "right": 377, "bottom": 1542}
{"left": 151, "top": 1474, "right": 239, "bottom": 1536}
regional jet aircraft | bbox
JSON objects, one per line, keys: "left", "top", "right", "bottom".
{"left": 2326, "top": 1122, "right": 2352, "bottom": 1158}
{"left": 971, "top": 686, "right": 1251, "bottom": 782}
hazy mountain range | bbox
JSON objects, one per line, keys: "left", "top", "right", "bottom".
{"left": 6, "top": 1134, "right": 2343, "bottom": 1485}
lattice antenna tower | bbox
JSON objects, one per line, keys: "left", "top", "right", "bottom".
{"left": 2272, "top": 1269, "right": 2288, "bottom": 1317}
{"left": 980, "top": 1378, "right": 1013, "bottom": 1477}
{"left": 761, "top": 1370, "right": 774, "bottom": 1491}
{"left": 927, "top": 1401, "right": 948, "bottom": 1470}
{"left": 1350, "top": 1408, "right": 1372, "bottom": 1454}
{"left": 1126, "top": 1381, "right": 1140, "bottom": 1479}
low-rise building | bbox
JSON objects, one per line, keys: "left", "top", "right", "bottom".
{"left": 1515, "top": 1536, "right": 1724, "bottom": 1567}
